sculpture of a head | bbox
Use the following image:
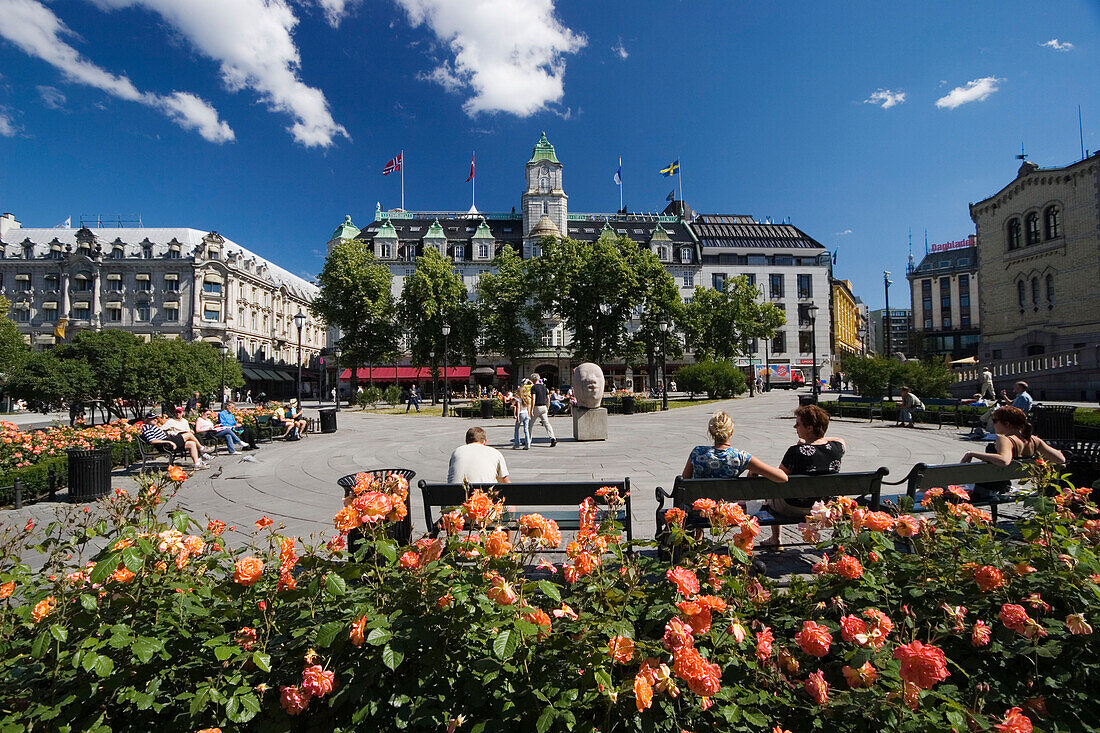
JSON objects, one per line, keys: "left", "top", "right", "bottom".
{"left": 572, "top": 362, "right": 605, "bottom": 408}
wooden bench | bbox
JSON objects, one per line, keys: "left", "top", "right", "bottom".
{"left": 654, "top": 468, "right": 889, "bottom": 540}
{"left": 136, "top": 435, "right": 180, "bottom": 473}
{"left": 418, "top": 479, "right": 633, "bottom": 549}
{"left": 837, "top": 396, "right": 884, "bottom": 422}
{"left": 922, "top": 398, "right": 964, "bottom": 429}
{"left": 881, "top": 460, "right": 1036, "bottom": 522}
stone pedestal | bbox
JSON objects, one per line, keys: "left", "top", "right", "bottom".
{"left": 572, "top": 406, "right": 607, "bottom": 442}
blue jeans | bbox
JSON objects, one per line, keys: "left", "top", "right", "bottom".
{"left": 513, "top": 410, "right": 530, "bottom": 448}
{"left": 215, "top": 427, "right": 244, "bottom": 453}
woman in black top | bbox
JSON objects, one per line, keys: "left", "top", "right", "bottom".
{"left": 761, "top": 404, "right": 846, "bottom": 548}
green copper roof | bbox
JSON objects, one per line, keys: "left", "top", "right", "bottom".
{"left": 375, "top": 219, "right": 398, "bottom": 239}
{"left": 423, "top": 219, "right": 447, "bottom": 240}
{"left": 330, "top": 214, "right": 360, "bottom": 241}
{"left": 597, "top": 221, "right": 617, "bottom": 241}
{"left": 649, "top": 223, "right": 671, "bottom": 242}
{"left": 472, "top": 219, "right": 493, "bottom": 239}
{"left": 527, "top": 132, "right": 559, "bottom": 164}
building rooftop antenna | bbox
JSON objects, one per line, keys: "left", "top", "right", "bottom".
{"left": 1015, "top": 143, "right": 1028, "bottom": 161}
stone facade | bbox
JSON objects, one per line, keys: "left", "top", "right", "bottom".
{"left": 970, "top": 154, "right": 1100, "bottom": 361}
{"left": 0, "top": 216, "right": 322, "bottom": 395}
{"left": 906, "top": 241, "right": 981, "bottom": 359}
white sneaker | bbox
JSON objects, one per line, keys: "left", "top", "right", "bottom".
{"left": 201, "top": 452, "right": 214, "bottom": 460}
{"left": 193, "top": 462, "right": 210, "bottom": 470}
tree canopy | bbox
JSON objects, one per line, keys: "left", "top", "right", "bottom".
{"left": 682, "top": 279, "right": 785, "bottom": 361}
{"left": 398, "top": 247, "right": 474, "bottom": 372}
{"left": 476, "top": 246, "right": 542, "bottom": 377}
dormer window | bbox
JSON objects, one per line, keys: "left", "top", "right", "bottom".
{"left": 656, "top": 246, "right": 670, "bottom": 262}
{"left": 168, "top": 244, "right": 181, "bottom": 259}
{"left": 454, "top": 245, "right": 465, "bottom": 261}
{"left": 22, "top": 244, "right": 33, "bottom": 259}
{"left": 77, "top": 244, "right": 91, "bottom": 257}
{"left": 111, "top": 247, "right": 124, "bottom": 259}
{"left": 379, "top": 242, "right": 392, "bottom": 259}
{"left": 142, "top": 245, "right": 153, "bottom": 259}
{"left": 477, "top": 243, "right": 491, "bottom": 260}
{"left": 208, "top": 247, "right": 221, "bottom": 259}
{"left": 49, "top": 244, "right": 63, "bottom": 260}
{"left": 680, "top": 247, "right": 692, "bottom": 263}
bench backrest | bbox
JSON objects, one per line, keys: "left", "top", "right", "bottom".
{"left": 838, "top": 396, "right": 879, "bottom": 404}
{"left": 670, "top": 468, "right": 889, "bottom": 509}
{"left": 923, "top": 398, "right": 961, "bottom": 407}
{"left": 418, "top": 479, "right": 632, "bottom": 542}
{"left": 905, "top": 460, "right": 1035, "bottom": 497}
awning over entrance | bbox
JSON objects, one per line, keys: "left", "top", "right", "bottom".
{"left": 339, "top": 366, "right": 472, "bottom": 382}
{"left": 242, "top": 367, "right": 266, "bottom": 381}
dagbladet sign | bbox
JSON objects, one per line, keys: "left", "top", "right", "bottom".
{"left": 930, "top": 239, "right": 971, "bottom": 253}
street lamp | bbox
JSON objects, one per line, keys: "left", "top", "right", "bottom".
{"left": 334, "top": 345, "right": 342, "bottom": 412}
{"left": 659, "top": 319, "right": 669, "bottom": 411}
{"left": 807, "top": 303, "right": 820, "bottom": 398}
{"left": 858, "top": 326, "right": 868, "bottom": 356}
{"left": 218, "top": 341, "right": 228, "bottom": 408}
{"left": 429, "top": 349, "right": 436, "bottom": 406}
{"left": 294, "top": 310, "right": 305, "bottom": 406}
{"left": 596, "top": 303, "right": 611, "bottom": 365}
{"left": 442, "top": 323, "right": 451, "bottom": 417}
{"left": 883, "top": 271, "right": 893, "bottom": 399}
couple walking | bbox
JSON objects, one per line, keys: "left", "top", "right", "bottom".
{"left": 513, "top": 373, "right": 557, "bottom": 449}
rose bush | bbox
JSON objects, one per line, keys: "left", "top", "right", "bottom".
{"left": 0, "top": 465, "right": 1098, "bottom": 731}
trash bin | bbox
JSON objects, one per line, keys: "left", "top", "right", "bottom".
{"left": 621, "top": 395, "right": 636, "bottom": 415}
{"left": 67, "top": 447, "right": 112, "bottom": 503}
{"left": 319, "top": 408, "right": 338, "bottom": 434}
{"left": 798, "top": 394, "right": 818, "bottom": 407}
{"left": 480, "top": 399, "right": 495, "bottom": 419}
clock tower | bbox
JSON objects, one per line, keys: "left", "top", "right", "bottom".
{"left": 521, "top": 132, "right": 567, "bottom": 257}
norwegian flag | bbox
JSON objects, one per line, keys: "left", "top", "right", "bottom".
{"left": 382, "top": 153, "right": 402, "bottom": 176}
{"left": 465, "top": 152, "right": 475, "bottom": 182}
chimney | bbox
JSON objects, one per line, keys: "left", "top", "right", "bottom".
{"left": 0, "top": 212, "right": 20, "bottom": 239}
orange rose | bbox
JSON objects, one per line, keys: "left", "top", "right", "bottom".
{"left": 834, "top": 555, "right": 863, "bottom": 580}
{"left": 1066, "top": 613, "right": 1092, "bottom": 635}
{"left": 634, "top": 672, "right": 653, "bottom": 711}
{"left": 804, "top": 670, "right": 829, "bottom": 705}
{"left": 441, "top": 510, "right": 465, "bottom": 535}
{"left": 399, "top": 551, "right": 421, "bottom": 570}
{"left": 350, "top": 615, "right": 368, "bottom": 646}
{"left": 895, "top": 514, "right": 921, "bottom": 538}
{"left": 416, "top": 538, "right": 443, "bottom": 564}
{"left": 523, "top": 608, "right": 552, "bottom": 640}
{"left": 755, "top": 627, "right": 773, "bottom": 661}
{"left": 462, "top": 489, "right": 499, "bottom": 524}
{"left": 671, "top": 645, "right": 721, "bottom": 696}
{"left": 301, "top": 664, "right": 336, "bottom": 697}
{"left": 608, "top": 635, "right": 635, "bottom": 664}
{"left": 167, "top": 465, "right": 187, "bottom": 482}
{"left": 666, "top": 567, "right": 700, "bottom": 597}
{"left": 485, "top": 529, "right": 512, "bottom": 559}
{"left": 995, "top": 707, "right": 1033, "bottom": 733}
{"left": 436, "top": 593, "right": 454, "bottom": 609}
{"left": 999, "top": 603, "right": 1031, "bottom": 633}
{"left": 794, "top": 620, "right": 833, "bottom": 658}
{"left": 893, "top": 640, "right": 950, "bottom": 690}
{"left": 839, "top": 614, "right": 869, "bottom": 646}
{"left": 233, "top": 557, "right": 264, "bottom": 586}
{"left": 676, "top": 601, "right": 713, "bottom": 635}
{"left": 664, "top": 507, "right": 687, "bottom": 528}
{"left": 280, "top": 685, "right": 310, "bottom": 715}
{"left": 663, "top": 617, "right": 694, "bottom": 652}
{"left": 0, "top": 581, "right": 15, "bottom": 599}
{"left": 861, "top": 511, "right": 895, "bottom": 532}
{"left": 111, "top": 563, "right": 136, "bottom": 584}
{"left": 519, "top": 514, "right": 562, "bottom": 549}
{"left": 31, "top": 596, "right": 55, "bottom": 623}
{"left": 354, "top": 491, "right": 393, "bottom": 524}
{"left": 842, "top": 661, "right": 878, "bottom": 688}
{"left": 974, "top": 565, "right": 1005, "bottom": 592}
{"left": 486, "top": 574, "right": 517, "bottom": 605}
{"left": 972, "top": 620, "right": 992, "bottom": 646}
{"left": 333, "top": 506, "right": 360, "bottom": 534}
{"left": 255, "top": 516, "right": 274, "bottom": 529}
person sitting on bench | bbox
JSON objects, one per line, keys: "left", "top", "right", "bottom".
{"left": 448, "top": 426, "right": 511, "bottom": 484}
{"left": 219, "top": 402, "right": 259, "bottom": 450}
{"left": 198, "top": 409, "right": 245, "bottom": 454}
{"left": 162, "top": 406, "right": 212, "bottom": 462}
{"left": 141, "top": 413, "right": 207, "bottom": 470}
{"left": 287, "top": 399, "right": 308, "bottom": 439}
{"left": 271, "top": 402, "right": 294, "bottom": 439}
{"left": 962, "top": 405, "right": 1065, "bottom": 500}
{"left": 682, "top": 411, "right": 787, "bottom": 482}
{"left": 762, "top": 404, "right": 846, "bottom": 549}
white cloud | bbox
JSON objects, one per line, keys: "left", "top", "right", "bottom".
{"left": 863, "top": 89, "right": 906, "bottom": 109}
{"left": 315, "top": 0, "right": 362, "bottom": 27}
{"left": 935, "top": 77, "right": 1004, "bottom": 109}
{"left": 611, "top": 38, "right": 628, "bottom": 60}
{"left": 396, "top": 0, "right": 586, "bottom": 117}
{"left": 1040, "top": 39, "right": 1073, "bottom": 51}
{"left": 0, "top": 108, "right": 18, "bottom": 136}
{"left": 833, "top": 229, "right": 852, "bottom": 236}
{"left": 37, "top": 85, "right": 66, "bottom": 109}
{"left": 91, "top": 0, "right": 347, "bottom": 147}
{"left": 0, "top": 0, "right": 234, "bottom": 142}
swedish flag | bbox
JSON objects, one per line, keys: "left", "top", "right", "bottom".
{"left": 660, "top": 159, "right": 679, "bottom": 177}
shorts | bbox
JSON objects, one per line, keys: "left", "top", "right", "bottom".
{"left": 168, "top": 434, "right": 187, "bottom": 451}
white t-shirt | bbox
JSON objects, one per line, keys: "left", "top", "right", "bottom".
{"left": 448, "top": 442, "right": 509, "bottom": 484}
{"left": 162, "top": 417, "right": 191, "bottom": 435}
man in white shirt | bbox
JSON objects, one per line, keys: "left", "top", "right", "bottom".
{"left": 163, "top": 407, "right": 210, "bottom": 460}
{"left": 448, "top": 427, "right": 510, "bottom": 484}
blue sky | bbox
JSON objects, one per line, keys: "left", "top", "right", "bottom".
{"left": 1, "top": 0, "right": 1097, "bottom": 308}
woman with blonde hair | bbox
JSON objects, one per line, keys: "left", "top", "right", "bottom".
{"left": 681, "top": 410, "right": 787, "bottom": 481}
{"left": 513, "top": 379, "right": 534, "bottom": 450}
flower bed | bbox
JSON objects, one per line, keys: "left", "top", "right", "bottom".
{"left": 0, "top": 466, "right": 1097, "bottom": 731}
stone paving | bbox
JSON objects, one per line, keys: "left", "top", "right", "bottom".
{"left": 4, "top": 389, "right": 991, "bottom": 577}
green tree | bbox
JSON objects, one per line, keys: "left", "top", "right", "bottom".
{"left": 54, "top": 330, "right": 144, "bottom": 419}
{"left": 0, "top": 297, "right": 30, "bottom": 401}
{"left": 312, "top": 239, "right": 400, "bottom": 396}
{"left": 674, "top": 360, "right": 748, "bottom": 399}
{"left": 6, "top": 350, "right": 95, "bottom": 414}
{"left": 529, "top": 235, "right": 639, "bottom": 363}
{"left": 399, "top": 247, "right": 472, "bottom": 401}
{"left": 134, "top": 338, "right": 244, "bottom": 407}
{"left": 624, "top": 248, "right": 684, "bottom": 390}
{"left": 842, "top": 355, "right": 954, "bottom": 399}
{"left": 476, "top": 246, "right": 542, "bottom": 378}
{"left": 682, "top": 279, "right": 785, "bottom": 362}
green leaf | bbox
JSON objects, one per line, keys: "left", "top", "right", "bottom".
{"left": 374, "top": 540, "right": 397, "bottom": 564}
{"left": 537, "top": 580, "right": 561, "bottom": 603}
{"left": 493, "top": 629, "right": 519, "bottom": 660}
{"left": 252, "top": 651, "right": 272, "bottom": 673}
{"left": 214, "top": 646, "right": 235, "bottom": 662}
{"left": 49, "top": 623, "right": 68, "bottom": 643}
{"left": 226, "top": 692, "right": 261, "bottom": 723}
{"left": 593, "top": 668, "right": 613, "bottom": 692}
{"left": 93, "top": 655, "right": 114, "bottom": 677}
{"left": 31, "top": 631, "right": 50, "bottom": 659}
{"left": 316, "top": 621, "right": 344, "bottom": 648}
{"left": 80, "top": 593, "right": 97, "bottom": 612}
{"left": 366, "top": 628, "right": 391, "bottom": 646}
{"left": 89, "top": 553, "right": 118, "bottom": 585}
{"left": 324, "top": 572, "right": 347, "bottom": 598}
{"left": 132, "top": 637, "right": 159, "bottom": 664}
{"left": 382, "top": 643, "right": 404, "bottom": 670}
{"left": 535, "top": 705, "right": 555, "bottom": 733}
{"left": 120, "top": 546, "right": 143, "bottom": 572}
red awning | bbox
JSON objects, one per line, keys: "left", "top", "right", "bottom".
{"left": 339, "top": 366, "right": 472, "bottom": 382}
{"left": 495, "top": 366, "right": 511, "bottom": 377}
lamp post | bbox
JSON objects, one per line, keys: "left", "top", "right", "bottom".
{"left": 555, "top": 345, "right": 563, "bottom": 386}
{"left": 294, "top": 310, "right": 305, "bottom": 407}
{"left": 218, "top": 342, "right": 228, "bottom": 408}
{"left": 883, "top": 271, "right": 893, "bottom": 399}
{"left": 596, "top": 303, "right": 611, "bottom": 365}
{"left": 807, "top": 303, "right": 820, "bottom": 398}
{"left": 429, "top": 349, "right": 436, "bottom": 406}
{"left": 442, "top": 323, "right": 451, "bottom": 417}
{"left": 659, "top": 319, "right": 669, "bottom": 411}
{"left": 334, "top": 345, "right": 342, "bottom": 411}
{"left": 858, "top": 326, "right": 868, "bottom": 356}
{"left": 763, "top": 335, "right": 770, "bottom": 392}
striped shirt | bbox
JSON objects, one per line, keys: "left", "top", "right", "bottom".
{"left": 141, "top": 423, "right": 169, "bottom": 442}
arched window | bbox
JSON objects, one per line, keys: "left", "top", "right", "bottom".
{"left": 1044, "top": 205, "right": 1061, "bottom": 239}
{"left": 1046, "top": 274, "right": 1054, "bottom": 303}
{"left": 1017, "top": 280, "right": 1025, "bottom": 309}
{"left": 1031, "top": 277, "right": 1040, "bottom": 306}
{"left": 1025, "top": 213, "right": 1040, "bottom": 245}
{"left": 1007, "top": 218, "right": 1021, "bottom": 250}
{"left": 680, "top": 247, "right": 692, "bottom": 263}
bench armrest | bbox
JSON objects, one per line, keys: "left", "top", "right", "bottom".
{"left": 655, "top": 485, "right": 674, "bottom": 511}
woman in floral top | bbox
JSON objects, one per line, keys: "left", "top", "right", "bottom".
{"left": 681, "top": 411, "right": 787, "bottom": 481}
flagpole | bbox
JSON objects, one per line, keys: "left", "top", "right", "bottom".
{"left": 401, "top": 149, "right": 405, "bottom": 211}
{"left": 471, "top": 151, "right": 476, "bottom": 210}
{"left": 619, "top": 156, "right": 623, "bottom": 212}
{"left": 678, "top": 154, "right": 684, "bottom": 210}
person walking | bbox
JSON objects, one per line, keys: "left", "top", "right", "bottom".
{"left": 513, "top": 380, "right": 533, "bottom": 450}
{"left": 980, "top": 367, "right": 996, "bottom": 401}
{"left": 529, "top": 373, "right": 557, "bottom": 447}
{"left": 406, "top": 384, "right": 421, "bottom": 413}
